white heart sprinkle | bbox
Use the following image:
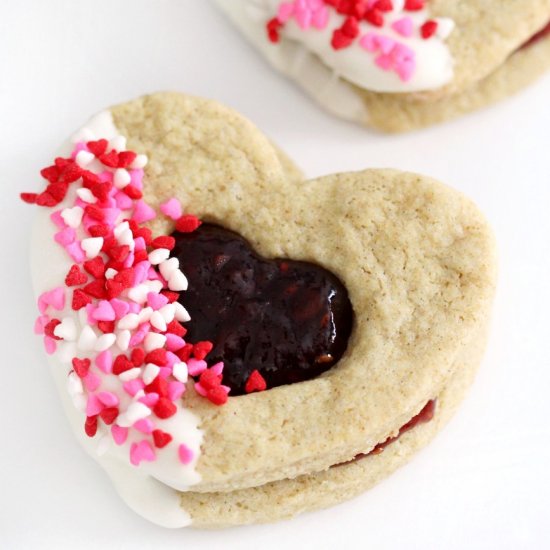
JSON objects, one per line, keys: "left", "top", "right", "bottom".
{"left": 150, "top": 311, "right": 167, "bottom": 332}
{"left": 67, "top": 372, "right": 84, "bottom": 396}
{"left": 127, "top": 284, "right": 149, "bottom": 304}
{"left": 61, "top": 206, "right": 84, "bottom": 229}
{"left": 76, "top": 187, "right": 97, "bottom": 204}
{"left": 158, "top": 304, "right": 175, "bottom": 324}
{"left": 148, "top": 248, "right": 170, "bottom": 265}
{"left": 144, "top": 280, "right": 163, "bottom": 293}
{"left": 116, "top": 330, "right": 131, "bottom": 352}
{"left": 118, "top": 229, "right": 134, "bottom": 248}
{"left": 117, "top": 313, "right": 140, "bottom": 331}
{"left": 436, "top": 17, "right": 455, "bottom": 39}
{"left": 110, "top": 135, "right": 127, "bottom": 152}
{"left": 75, "top": 150, "right": 95, "bottom": 168}
{"left": 159, "top": 257, "right": 179, "bottom": 280}
{"left": 174, "top": 302, "right": 191, "bottom": 323}
{"left": 172, "top": 362, "right": 188, "bottom": 383}
{"left": 119, "top": 367, "right": 142, "bottom": 382}
{"left": 114, "top": 168, "right": 131, "bottom": 189}
{"left": 53, "top": 317, "right": 77, "bottom": 341}
{"left": 130, "top": 154, "right": 148, "bottom": 169}
{"left": 142, "top": 363, "right": 161, "bottom": 385}
{"left": 114, "top": 221, "right": 129, "bottom": 238}
{"left": 95, "top": 333, "right": 117, "bottom": 352}
{"left": 144, "top": 332, "right": 166, "bottom": 352}
{"left": 81, "top": 237, "right": 104, "bottom": 259}
{"left": 105, "top": 268, "right": 118, "bottom": 280}
{"left": 137, "top": 307, "right": 153, "bottom": 324}
{"left": 168, "top": 269, "right": 188, "bottom": 291}
{"left": 77, "top": 325, "right": 97, "bottom": 351}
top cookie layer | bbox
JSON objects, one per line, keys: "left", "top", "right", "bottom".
{"left": 111, "top": 92, "right": 496, "bottom": 492}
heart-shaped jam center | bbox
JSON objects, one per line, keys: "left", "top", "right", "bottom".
{"left": 171, "top": 224, "right": 353, "bottom": 395}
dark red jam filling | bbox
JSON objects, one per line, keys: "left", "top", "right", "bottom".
{"left": 521, "top": 19, "right": 550, "bottom": 49}
{"left": 334, "top": 399, "right": 436, "bottom": 467}
{"left": 171, "top": 224, "right": 354, "bottom": 395}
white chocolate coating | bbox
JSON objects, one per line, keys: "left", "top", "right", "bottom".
{"left": 30, "top": 111, "right": 202, "bottom": 528}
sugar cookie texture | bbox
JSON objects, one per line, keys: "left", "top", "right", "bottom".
{"left": 26, "top": 93, "right": 496, "bottom": 527}
{"left": 216, "top": 0, "right": 550, "bottom": 131}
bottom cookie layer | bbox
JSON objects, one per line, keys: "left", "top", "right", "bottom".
{"left": 180, "top": 320, "right": 489, "bottom": 528}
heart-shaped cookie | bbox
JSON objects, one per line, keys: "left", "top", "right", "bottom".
{"left": 26, "top": 92, "right": 496, "bottom": 528}
{"left": 216, "top": 0, "right": 550, "bottom": 131}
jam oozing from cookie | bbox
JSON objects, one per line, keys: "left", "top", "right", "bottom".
{"left": 170, "top": 224, "right": 353, "bottom": 395}
{"left": 521, "top": 19, "right": 550, "bottom": 49}
{"left": 334, "top": 399, "right": 436, "bottom": 468}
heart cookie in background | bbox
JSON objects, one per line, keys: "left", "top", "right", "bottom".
{"left": 23, "top": 92, "right": 496, "bottom": 528}
{"left": 215, "top": 0, "right": 550, "bottom": 132}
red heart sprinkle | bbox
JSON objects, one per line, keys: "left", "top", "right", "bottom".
{"left": 245, "top": 370, "right": 267, "bottom": 394}
{"left": 72, "top": 357, "right": 91, "bottom": 378}
{"left": 152, "top": 429, "right": 173, "bottom": 449}
{"left": 117, "top": 151, "right": 137, "bottom": 168}
{"left": 87, "top": 139, "right": 108, "bottom": 157}
{"left": 72, "top": 289, "right": 92, "bottom": 310}
{"left": 421, "top": 20, "right": 438, "bottom": 39}
{"left": 98, "top": 150, "right": 119, "bottom": 168}
{"left": 112, "top": 354, "right": 134, "bottom": 375}
{"left": 175, "top": 215, "right": 202, "bottom": 233}
{"left": 193, "top": 341, "right": 213, "bottom": 360}
{"left": 145, "top": 376, "right": 169, "bottom": 397}
{"left": 130, "top": 348, "right": 146, "bottom": 367}
{"left": 83, "top": 279, "right": 107, "bottom": 299}
{"left": 44, "top": 319, "right": 62, "bottom": 340}
{"left": 97, "top": 321, "right": 115, "bottom": 334}
{"left": 145, "top": 348, "right": 168, "bottom": 366}
{"left": 20, "top": 192, "right": 38, "bottom": 204}
{"left": 161, "top": 291, "right": 180, "bottom": 303}
{"left": 99, "top": 407, "right": 119, "bottom": 425}
{"left": 151, "top": 235, "right": 176, "bottom": 250}
{"left": 83, "top": 256, "right": 106, "bottom": 279}
{"left": 176, "top": 343, "right": 194, "bottom": 362}
{"left": 153, "top": 397, "right": 177, "bottom": 419}
{"left": 65, "top": 265, "right": 88, "bottom": 286}
{"left": 166, "top": 320, "right": 186, "bottom": 337}
{"left": 206, "top": 386, "right": 229, "bottom": 406}
{"left": 85, "top": 415, "right": 98, "bottom": 437}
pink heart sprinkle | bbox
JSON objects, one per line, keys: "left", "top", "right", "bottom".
{"left": 312, "top": 6, "right": 329, "bottom": 29}
{"left": 123, "top": 252, "right": 134, "bottom": 269}
{"left": 92, "top": 300, "right": 116, "bottom": 322}
{"left": 86, "top": 394, "right": 103, "bottom": 416}
{"left": 392, "top": 17, "right": 414, "bottom": 38}
{"left": 50, "top": 210, "right": 67, "bottom": 229}
{"left": 129, "top": 324, "right": 150, "bottom": 347}
{"left": 376, "top": 35, "right": 396, "bottom": 55}
{"left": 194, "top": 382, "right": 207, "bottom": 397}
{"left": 97, "top": 391, "right": 119, "bottom": 408}
{"left": 178, "top": 444, "right": 194, "bottom": 465}
{"left": 134, "top": 418, "right": 154, "bottom": 434}
{"left": 54, "top": 227, "right": 76, "bottom": 247}
{"left": 375, "top": 53, "right": 393, "bottom": 70}
{"left": 110, "top": 298, "right": 130, "bottom": 320}
{"left": 165, "top": 333, "right": 185, "bottom": 352}
{"left": 65, "top": 241, "right": 85, "bottom": 263}
{"left": 187, "top": 358, "right": 207, "bottom": 377}
{"left": 396, "top": 58, "right": 416, "bottom": 81}
{"left": 123, "top": 379, "right": 144, "bottom": 397}
{"left": 133, "top": 261, "right": 150, "bottom": 285}
{"left": 168, "top": 381, "right": 185, "bottom": 402}
{"left": 85, "top": 303, "right": 97, "bottom": 325}
{"left": 129, "top": 169, "right": 144, "bottom": 191}
{"left": 138, "top": 393, "right": 159, "bottom": 407}
{"left": 165, "top": 352, "right": 180, "bottom": 369}
{"left": 34, "top": 315, "right": 49, "bottom": 335}
{"left": 147, "top": 292, "right": 169, "bottom": 311}
{"left": 44, "top": 336, "right": 57, "bottom": 355}
{"left": 359, "top": 33, "right": 378, "bottom": 52}
{"left": 133, "top": 236, "right": 146, "bottom": 252}
{"left": 210, "top": 362, "right": 224, "bottom": 376}
{"left": 96, "top": 350, "right": 113, "bottom": 374}
{"left": 277, "top": 2, "right": 295, "bottom": 23}
{"left": 132, "top": 200, "right": 156, "bottom": 224}
{"left": 295, "top": 8, "right": 312, "bottom": 30}
{"left": 159, "top": 198, "right": 182, "bottom": 220}
{"left": 159, "top": 366, "right": 172, "bottom": 379}
{"left": 102, "top": 208, "right": 122, "bottom": 227}
{"left": 114, "top": 191, "right": 133, "bottom": 210}
{"left": 130, "top": 440, "right": 156, "bottom": 466}
{"left": 83, "top": 372, "right": 101, "bottom": 392}
{"left": 111, "top": 424, "right": 128, "bottom": 445}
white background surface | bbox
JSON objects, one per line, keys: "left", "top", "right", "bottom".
{"left": 1, "top": 1, "right": 549, "bottom": 549}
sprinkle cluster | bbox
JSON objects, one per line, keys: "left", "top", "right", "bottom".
{"left": 22, "top": 135, "right": 231, "bottom": 467}
{"left": 266, "top": 0, "right": 453, "bottom": 82}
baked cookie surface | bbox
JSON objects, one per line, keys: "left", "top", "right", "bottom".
{"left": 216, "top": 0, "right": 550, "bottom": 131}
{"left": 26, "top": 92, "right": 496, "bottom": 527}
